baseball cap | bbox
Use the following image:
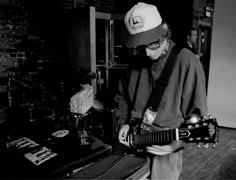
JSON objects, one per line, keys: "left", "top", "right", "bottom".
{"left": 124, "top": 2, "right": 164, "bottom": 48}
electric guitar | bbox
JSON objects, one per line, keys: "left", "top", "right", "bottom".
{"left": 123, "top": 115, "right": 219, "bottom": 149}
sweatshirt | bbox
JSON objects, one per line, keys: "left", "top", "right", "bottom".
{"left": 114, "top": 40, "right": 207, "bottom": 129}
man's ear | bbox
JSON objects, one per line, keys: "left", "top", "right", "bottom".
{"left": 187, "top": 34, "right": 190, "bottom": 40}
{"left": 162, "top": 23, "right": 168, "bottom": 30}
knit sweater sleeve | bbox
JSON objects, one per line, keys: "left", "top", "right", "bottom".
{"left": 180, "top": 50, "right": 208, "bottom": 119}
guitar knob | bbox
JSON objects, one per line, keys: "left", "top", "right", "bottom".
{"left": 208, "top": 114, "right": 213, "bottom": 119}
{"left": 203, "top": 143, "right": 209, "bottom": 149}
{"left": 186, "top": 116, "right": 199, "bottom": 124}
{"left": 202, "top": 115, "right": 207, "bottom": 121}
{"left": 196, "top": 137, "right": 201, "bottom": 140}
{"left": 188, "top": 137, "right": 194, "bottom": 141}
{"left": 187, "top": 125, "right": 193, "bottom": 129}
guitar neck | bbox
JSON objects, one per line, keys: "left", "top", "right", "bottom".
{"left": 125, "top": 116, "right": 219, "bottom": 148}
{"left": 131, "top": 128, "right": 179, "bottom": 146}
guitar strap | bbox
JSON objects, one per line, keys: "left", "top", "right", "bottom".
{"left": 147, "top": 44, "right": 181, "bottom": 111}
{"left": 140, "top": 45, "right": 182, "bottom": 131}
{"left": 130, "top": 45, "right": 181, "bottom": 131}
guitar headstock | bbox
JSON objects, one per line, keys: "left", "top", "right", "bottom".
{"left": 179, "top": 115, "right": 219, "bottom": 148}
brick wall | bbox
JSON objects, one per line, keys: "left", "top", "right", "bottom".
{"left": 0, "top": 0, "right": 118, "bottom": 97}
{"left": 0, "top": 0, "right": 27, "bottom": 77}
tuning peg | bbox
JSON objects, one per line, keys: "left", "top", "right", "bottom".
{"left": 212, "top": 143, "right": 216, "bottom": 148}
{"left": 197, "top": 143, "right": 201, "bottom": 148}
{"left": 208, "top": 114, "right": 213, "bottom": 119}
{"left": 203, "top": 143, "right": 209, "bottom": 149}
{"left": 186, "top": 116, "right": 199, "bottom": 124}
{"left": 202, "top": 115, "right": 207, "bottom": 121}
{"left": 187, "top": 124, "right": 193, "bottom": 129}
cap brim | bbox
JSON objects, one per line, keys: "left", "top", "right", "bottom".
{"left": 126, "top": 25, "right": 163, "bottom": 48}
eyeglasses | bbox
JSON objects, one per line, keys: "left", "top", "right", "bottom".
{"left": 145, "top": 40, "right": 162, "bottom": 50}
{"left": 129, "top": 39, "right": 163, "bottom": 56}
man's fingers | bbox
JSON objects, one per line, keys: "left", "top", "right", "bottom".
{"left": 118, "top": 124, "right": 130, "bottom": 147}
{"left": 119, "top": 139, "right": 125, "bottom": 144}
{"left": 118, "top": 132, "right": 127, "bottom": 139}
{"left": 119, "top": 138, "right": 130, "bottom": 147}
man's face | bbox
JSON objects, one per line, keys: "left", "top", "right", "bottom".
{"left": 190, "top": 30, "right": 198, "bottom": 43}
{"left": 145, "top": 39, "right": 167, "bottom": 60}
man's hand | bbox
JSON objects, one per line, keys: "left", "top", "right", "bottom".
{"left": 146, "top": 141, "right": 183, "bottom": 156}
{"left": 118, "top": 124, "right": 130, "bottom": 146}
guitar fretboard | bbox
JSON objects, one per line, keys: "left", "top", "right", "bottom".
{"left": 134, "top": 129, "right": 178, "bottom": 146}
{"left": 125, "top": 117, "right": 218, "bottom": 148}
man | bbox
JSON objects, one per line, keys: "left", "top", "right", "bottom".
{"left": 114, "top": 2, "right": 207, "bottom": 179}
{"left": 185, "top": 28, "right": 198, "bottom": 56}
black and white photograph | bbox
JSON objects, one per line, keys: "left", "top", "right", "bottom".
{"left": 0, "top": 0, "right": 235, "bottom": 179}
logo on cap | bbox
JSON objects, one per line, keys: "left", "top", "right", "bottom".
{"left": 129, "top": 16, "right": 143, "bottom": 30}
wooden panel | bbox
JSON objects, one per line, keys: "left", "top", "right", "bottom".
{"left": 179, "top": 127, "right": 236, "bottom": 179}
{"left": 207, "top": 0, "right": 236, "bottom": 128}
